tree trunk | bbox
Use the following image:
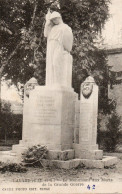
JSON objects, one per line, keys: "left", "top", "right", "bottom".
{"left": 0, "top": 72, "right": 2, "bottom": 112}
{"left": 4, "top": 128, "right": 7, "bottom": 145}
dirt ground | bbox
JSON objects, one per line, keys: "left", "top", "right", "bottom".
{"left": 0, "top": 153, "right": 122, "bottom": 183}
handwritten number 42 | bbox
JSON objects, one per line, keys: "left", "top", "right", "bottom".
{"left": 87, "top": 185, "right": 95, "bottom": 190}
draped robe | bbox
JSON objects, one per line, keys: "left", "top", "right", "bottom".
{"left": 44, "top": 21, "right": 73, "bottom": 87}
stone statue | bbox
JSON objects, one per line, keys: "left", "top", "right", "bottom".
{"left": 44, "top": 10, "right": 73, "bottom": 87}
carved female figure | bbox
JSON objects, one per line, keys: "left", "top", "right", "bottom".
{"left": 44, "top": 10, "right": 73, "bottom": 87}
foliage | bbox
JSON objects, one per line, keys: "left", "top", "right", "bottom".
{"left": 0, "top": 0, "right": 38, "bottom": 84}
{"left": 22, "top": 145, "right": 48, "bottom": 167}
{"left": 0, "top": 0, "right": 110, "bottom": 90}
{"left": 0, "top": 162, "right": 27, "bottom": 173}
{"left": 97, "top": 100, "right": 121, "bottom": 152}
{"left": 1, "top": 99, "right": 11, "bottom": 113}
{"left": 99, "top": 97, "right": 116, "bottom": 115}
{"left": 0, "top": 100, "right": 22, "bottom": 141}
{"left": 1, "top": 113, "right": 22, "bottom": 140}
{"left": 0, "top": 20, "right": 12, "bottom": 35}
{"left": 55, "top": 0, "right": 110, "bottom": 94}
{"left": 0, "top": 0, "right": 51, "bottom": 86}
{"left": 105, "top": 111, "right": 121, "bottom": 152}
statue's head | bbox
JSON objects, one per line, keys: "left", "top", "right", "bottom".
{"left": 50, "top": 11, "right": 62, "bottom": 25}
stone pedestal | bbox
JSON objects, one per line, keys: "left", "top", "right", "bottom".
{"left": 13, "top": 86, "right": 77, "bottom": 152}
{"left": 11, "top": 77, "right": 118, "bottom": 169}
{"left": 73, "top": 76, "right": 103, "bottom": 159}
{"left": 74, "top": 99, "right": 80, "bottom": 144}
{"left": 22, "top": 78, "right": 38, "bottom": 141}
{"left": 79, "top": 77, "right": 98, "bottom": 148}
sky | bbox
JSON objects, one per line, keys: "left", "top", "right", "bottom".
{"left": 1, "top": 82, "right": 22, "bottom": 103}
{"left": 102, "top": 0, "right": 122, "bottom": 48}
{"left": 1, "top": 0, "right": 122, "bottom": 102}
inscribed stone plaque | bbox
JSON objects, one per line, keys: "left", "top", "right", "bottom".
{"left": 29, "top": 93, "right": 61, "bottom": 125}
{"left": 80, "top": 103, "right": 92, "bottom": 141}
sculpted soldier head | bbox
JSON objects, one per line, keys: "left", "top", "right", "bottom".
{"left": 81, "top": 76, "right": 95, "bottom": 99}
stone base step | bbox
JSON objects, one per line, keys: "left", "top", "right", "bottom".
{"left": 75, "top": 149, "right": 103, "bottom": 160}
{"left": 73, "top": 143, "right": 103, "bottom": 159}
{"left": 0, "top": 150, "right": 118, "bottom": 169}
{"left": 0, "top": 151, "right": 12, "bottom": 155}
{"left": 47, "top": 149, "right": 75, "bottom": 160}
{"left": 12, "top": 144, "right": 28, "bottom": 155}
{"left": 10, "top": 152, "right": 17, "bottom": 156}
{"left": 12, "top": 143, "right": 75, "bottom": 160}
{"left": 40, "top": 156, "right": 118, "bottom": 169}
{"left": 0, "top": 152, "right": 22, "bottom": 164}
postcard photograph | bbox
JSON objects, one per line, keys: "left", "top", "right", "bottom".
{"left": 0, "top": 0, "right": 122, "bottom": 193}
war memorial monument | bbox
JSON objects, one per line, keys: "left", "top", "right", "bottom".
{"left": 1, "top": 10, "right": 118, "bottom": 169}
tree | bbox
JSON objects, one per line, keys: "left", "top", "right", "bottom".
{"left": 58, "top": 0, "right": 110, "bottom": 95}
{"left": 1, "top": 0, "right": 113, "bottom": 148}
{"left": 0, "top": 0, "right": 32, "bottom": 104}
{"left": 0, "top": 0, "right": 48, "bottom": 104}
{"left": 33, "top": 0, "right": 111, "bottom": 95}
{"left": 0, "top": 0, "right": 110, "bottom": 102}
